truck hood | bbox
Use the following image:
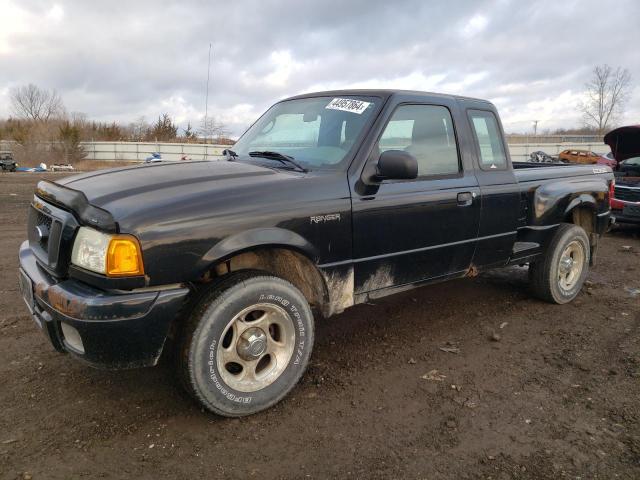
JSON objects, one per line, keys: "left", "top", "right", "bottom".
{"left": 54, "top": 160, "right": 301, "bottom": 226}
{"left": 604, "top": 125, "right": 640, "bottom": 161}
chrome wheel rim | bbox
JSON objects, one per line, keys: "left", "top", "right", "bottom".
{"left": 217, "top": 303, "right": 295, "bottom": 393}
{"left": 557, "top": 240, "right": 585, "bottom": 292}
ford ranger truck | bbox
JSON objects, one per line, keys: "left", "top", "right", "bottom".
{"left": 18, "top": 90, "right": 614, "bottom": 416}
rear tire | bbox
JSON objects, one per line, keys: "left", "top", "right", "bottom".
{"left": 178, "top": 270, "right": 314, "bottom": 417}
{"left": 529, "top": 223, "right": 590, "bottom": 304}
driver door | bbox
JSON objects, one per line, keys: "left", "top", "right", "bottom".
{"left": 351, "top": 101, "right": 481, "bottom": 294}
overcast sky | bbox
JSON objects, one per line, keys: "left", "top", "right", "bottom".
{"left": 0, "top": 0, "right": 638, "bottom": 137}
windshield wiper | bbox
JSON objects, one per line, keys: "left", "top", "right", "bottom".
{"left": 248, "top": 151, "right": 308, "bottom": 173}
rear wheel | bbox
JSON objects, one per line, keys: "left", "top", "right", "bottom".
{"left": 178, "top": 271, "right": 314, "bottom": 416}
{"left": 529, "top": 223, "right": 590, "bottom": 304}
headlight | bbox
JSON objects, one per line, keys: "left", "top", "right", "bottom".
{"left": 71, "top": 227, "right": 144, "bottom": 276}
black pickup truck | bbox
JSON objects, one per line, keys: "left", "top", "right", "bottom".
{"left": 18, "top": 90, "right": 614, "bottom": 416}
{"left": 1, "top": 151, "right": 17, "bottom": 171}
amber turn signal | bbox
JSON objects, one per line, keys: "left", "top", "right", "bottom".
{"left": 106, "top": 236, "right": 144, "bottom": 276}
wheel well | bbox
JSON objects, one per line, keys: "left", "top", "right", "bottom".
{"left": 567, "top": 206, "right": 598, "bottom": 264}
{"left": 568, "top": 206, "right": 595, "bottom": 234}
{"left": 206, "top": 248, "right": 329, "bottom": 311}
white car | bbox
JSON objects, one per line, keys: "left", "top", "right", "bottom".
{"left": 50, "top": 164, "right": 75, "bottom": 172}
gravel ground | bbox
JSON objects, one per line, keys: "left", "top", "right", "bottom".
{"left": 1, "top": 173, "right": 639, "bottom": 479}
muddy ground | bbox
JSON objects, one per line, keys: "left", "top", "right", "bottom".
{"left": 1, "top": 173, "right": 639, "bottom": 479}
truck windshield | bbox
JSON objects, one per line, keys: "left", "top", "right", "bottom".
{"left": 231, "top": 96, "right": 380, "bottom": 171}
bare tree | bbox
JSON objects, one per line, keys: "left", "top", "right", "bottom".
{"left": 579, "top": 65, "right": 631, "bottom": 135}
{"left": 10, "top": 84, "right": 64, "bottom": 121}
{"left": 128, "top": 116, "right": 150, "bottom": 141}
{"left": 199, "top": 116, "right": 228, "bottom": 143}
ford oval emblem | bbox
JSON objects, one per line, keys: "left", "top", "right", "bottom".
{"left": 35, "top": 225, "right": 49, "bottom": 241}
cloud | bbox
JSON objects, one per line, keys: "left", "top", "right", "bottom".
{"left": 0, "top": 2, "right": 30, "bottom": 54}
{"left": 0, "top": 0, "right": 638, "bottom": 136}
{"left": 460, "top": 13, "right": 489, "bottom": 38}
{"left": 47, "top": 4, "right": 64, "bottom": 22}
{"left": 264, "top": 50, "right": 303, "bottom": 88}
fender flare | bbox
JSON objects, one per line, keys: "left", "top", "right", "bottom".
{"left": 532, "top": 178, "right": 606, "bottom": 225}
{"left": 197, "top": 227, "right": 320, "bottom": 271}
{"left": 563, "top": 193, "right": 597, "bottom": 217}
{"left": 195, "top": 228, "right": 333, "bottom": 313}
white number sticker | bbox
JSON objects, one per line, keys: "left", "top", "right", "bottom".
{"left": 325, "top": 98, "right": 371, "bottom": 114}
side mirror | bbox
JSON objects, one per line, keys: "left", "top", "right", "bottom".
{"left": 376, "top": 150, "right": 418, "bottom": 180}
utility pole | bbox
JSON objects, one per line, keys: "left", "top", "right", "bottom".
{"left": 204, "top": 43, "right": 212, "bottom": 145}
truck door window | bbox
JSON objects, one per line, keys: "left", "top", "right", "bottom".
{"left": 468, "top": 110, "right": 507, "bottom": 170}
{"left": 378, "top": 104, "right": 460, "bottom": 177}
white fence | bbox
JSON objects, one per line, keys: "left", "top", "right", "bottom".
{"left": 81, "top": 142, "right": 229, "bottom": 162}
{"left": 507, "top": 142, "right": 607, "bottom": 162}
{"left": 78, "top": 140, "right": 608, "bottom": 163}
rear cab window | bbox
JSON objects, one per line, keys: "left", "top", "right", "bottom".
{"left": 468, "top": 110, "right": 508, "bottom": 170}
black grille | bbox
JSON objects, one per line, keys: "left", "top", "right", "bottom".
{"left": 35, "top": 210, "right": 52, "bottom": 250}
{"left": 27, "top": 202, "right": 75, "bottom": 275}
{"left": 28, "top": 207, "right": 53, "bottom": 253}
{"left": 614, "top": 186, "right": 640, "bottom": 203}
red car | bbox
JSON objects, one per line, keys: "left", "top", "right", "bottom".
{"left": 605, "top": 126, "right": 640, "bottom": 224}
{"left": 597, "top": 151, "right": 617, "bottom": 169}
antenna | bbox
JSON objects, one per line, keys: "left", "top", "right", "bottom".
{"left": 204, "top": 43, "right": 212, "bottom": 143}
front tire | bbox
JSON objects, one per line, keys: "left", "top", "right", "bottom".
{"left": 178, "top": 271, "right": 314, "bottom": 417}
{"left": 529, "top": 223, "right": 590, "bottom": 304}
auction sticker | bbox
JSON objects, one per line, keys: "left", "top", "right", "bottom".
{"left": 326, "top": 98, "right": 371, "bottom": 114}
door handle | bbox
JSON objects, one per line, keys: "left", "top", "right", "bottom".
{"left": 457, "top": 192, "right": 473, "bottom": 207}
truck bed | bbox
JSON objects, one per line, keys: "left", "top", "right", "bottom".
{"left": 513, "top": 161, "right": 609, "bottom": 183}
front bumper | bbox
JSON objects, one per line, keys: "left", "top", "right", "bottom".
{"left": 612, "top": 206, "right": 640, "bottom": 225}
{"left": 18, "top": 241, "right": 190, "bottom": 369}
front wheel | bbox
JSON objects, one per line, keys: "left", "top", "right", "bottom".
{"left": 178, "top": 271, "right": 314, "bottom": 417}
{"left": 529, "top": 223, "right": 590, "bottom": 304}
